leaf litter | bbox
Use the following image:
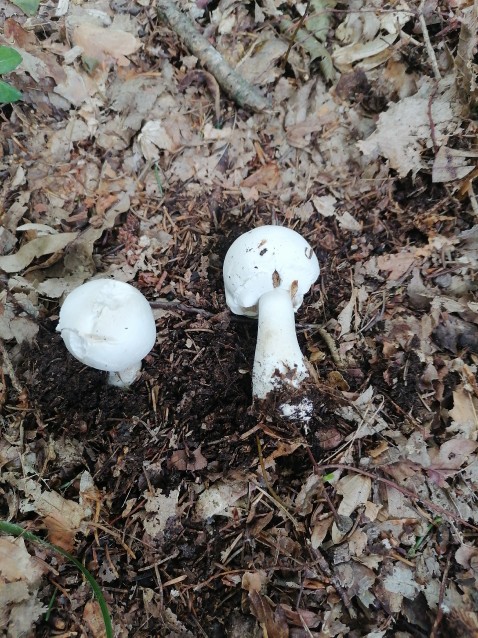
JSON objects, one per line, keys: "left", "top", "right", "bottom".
{"left": 1, "top": 0, "right": 478, "bottom": 636}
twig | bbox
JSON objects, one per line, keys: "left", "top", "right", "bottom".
{"left": 419, "top": 1, "right": 441, "bottom": 81}
{"left": 429, "top": 552, "right": 452, "bottom": 638}
{"left": 309, "top": 546, "right": 357, "bottom": 619}
{"left": 303, "top": 444, "right": 340, "bottom": 524}
{"left": 316, "top": 327, "right": 345, "bottom": 368}
{"left": 255, "top": 435, "right": 300, "bottom": 530}
{"left": 467, "top": 180, "right": 478, "bottom": 216}
{"left": 427, "top": 82, "right": 440, "bottom": 153}
{"left": 0, "top": 339, "right": 24, "bottom": 394}
{"left": 156, "top": 0, "right": 270, "bottom": 113}
{"left": 150, "top": 300, "right": 214, "bottom": 317}
{"left": 281, "top": 0, "right": 311, "bottom": 69}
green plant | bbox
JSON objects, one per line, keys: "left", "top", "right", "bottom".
{"left": 0, "top": 46, "right": 22, "bottom": 103}
{"left": 9, "top": 0, "right": 40, "bottom": 16}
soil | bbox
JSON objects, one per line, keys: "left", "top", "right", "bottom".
{"left": 2, "top": 181, "right": 465, "bottom": 636}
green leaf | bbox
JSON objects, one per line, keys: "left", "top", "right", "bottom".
{"left": 0, "top": 521, "right": 113, "bottom": 638}
{"left": 9, "top": 0, "right": 40, "bottom": 16}
{"left": 0, "top": 79, "right": 22, "bottom": 104}
{"left": 0, "top": 46, "right": 22, "bottom": 74}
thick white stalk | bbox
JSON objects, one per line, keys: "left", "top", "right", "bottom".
{"left": 252, "top": 288, "right": 309, "bottom": 399}
{"left": 108, "top": 362, "right": 141, "bottom": 388}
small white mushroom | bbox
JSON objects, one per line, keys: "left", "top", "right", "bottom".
{"left": 56, "top": 279, "right": 156, "bottom": 387}
{"left": 223, "top": 225, "right": 320, "bottom": 400}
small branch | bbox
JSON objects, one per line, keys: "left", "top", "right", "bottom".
{"left": 309, "top": 546, "right": 356, "bottom": 619}
{"left": 0, "top": 339, "right": 24, "bottom": 395}
{"left": 156, "top": 0, "right": 270, "bottom": 113}
{"left": 429, "top": 552, "right": 452, "bottom": 638}
{"left": 256, "top": 435, "right": 290, "bottom": 512}
{"left": 419, "top": 1, "right": 441, "bottom": 81}
{"left": 150, "top": 300, "right": 214, "bottom": 318}
{"left": 281, "top": 0, "right": 311, "bottom": 69}
{"left": 427, "top": 82, "right": 439, "bottom": 153}
{"left": 316, "top": 327, "right": 345, "bottom": 368}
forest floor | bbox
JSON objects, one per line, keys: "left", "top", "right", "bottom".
{"left": 1, "top": 1, "right": 478, "bottom": 637}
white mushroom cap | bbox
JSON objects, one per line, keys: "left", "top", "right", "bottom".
{"left": 57, "top": 279, "right": 156, "bottom": 373}
{"left": 223, "top": 225, "right": 320, "bottom": 316}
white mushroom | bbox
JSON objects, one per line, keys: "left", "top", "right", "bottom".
{"left": 223, "top": 225, "right": 320, "bottom": 400}
{"left": 57, "top": 279, "right": 156, "bottom": 388}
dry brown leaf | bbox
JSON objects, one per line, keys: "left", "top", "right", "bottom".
{"left": 332, "top": 474, "right": 371, "bottom": 543}
{"left": 143, "top": 488, "right": 179, "bottom": 537}
{"left": 358, "top": 78, "right": 457, "bottom": 177}
{"left": 0, "top": 536, "right": 47, "bottom": 637}
{"left": 311, "top": 515, "right": 334, "bottom": 549}
{"left": 0, "top": 293, "right": 39, "bottom": 345}
{"left": 241, "top": 163, "right": 281, "bottom": 191}
{"left": 72, "top": 23, "right": 141, "bottom": 67}
{"left": 381, "top": 563, "right": 420, "bottom": 612}
{"left": 427, "top": 438, "right": 478, "bottom": 486}
{"left": 336, "top": 474, "right": 372, "bottom": 517}
{"left": 385, "top": 485, "right": 421, "bottom": 519}
{"left": 194, "top": 479, "right": 248, "bottom": 519}
{"left": 337, "top": 288, "right": 357, "bottom": 336}
{"left": 242, "top": 570, "right": 267, "bottom": 593}
{"left": 248, "top": 590, "right": 289, "bottom": 638}
{"left": 17, "top": 478, "right": 90, "bottom": 550}
{"left": 448, "top": 385, "right": 478, "bottom": 439}
{"left": 432, "top": 146, "right": 477, "bottom": 183}
{"left": 0, "top": 232, "right": 78, "bottom": 273}
{"left": 280, "top": 603, "right": 321, "bottom": 628}
{"left": 237, "top": 36, "right": 288, "bottom": 85}
{"left": 295, "top": 474, "right": 322, "bottom": 515}
{"left": 168, "top": 447, "right": 208, "bottom": 471}
{"left": 377, "top": 252, "right": 415, "bottom": 281}
{"left": 83, "top": 600, "right": 107, "bottom": 638}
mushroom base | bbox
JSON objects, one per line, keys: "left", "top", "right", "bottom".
{"left": 108, "top": 362, "right": 142, "bottom": 388}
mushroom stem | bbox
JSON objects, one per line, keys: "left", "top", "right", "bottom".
{"left": 108, "top": 362, "right": 142, "bottom": 388}
{"left": 253, "top": 288, "right": 309, "bottom": 399}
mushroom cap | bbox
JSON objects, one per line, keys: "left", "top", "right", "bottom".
{"left": 223, "top": 225, "right": 320, "bottom": 317}
{"left": 57, "top": 279, "right": 156, "bottom": 372}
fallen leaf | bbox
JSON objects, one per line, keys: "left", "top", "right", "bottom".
{"left": 377, "top": 252, "right": 415, "bottom": 280}
{"left": 0, "top": 536, "right": 47, "bottom": 637}
{"left": 332, "top": 474, "right": 371, "bottom": 543}
{"left": 169, "top": 447, "right": 208, "bottom": 471}
{"left": 195, "top": 480, "right": 247, "bottom": 519}
{"left": 336, "top": 474, "right": 372, "bottom": 517}
{"left": 143, "top": 488, "right": 179, "bottom": 537}
{"left": 72, "top": 23, "right": 141, "bottom": 67}
{"left": 241, "top": 163, "right": 280, "bottom": 191}
{"left": 248, "top": 590, "right": 289, "bottom": 638}
{"left": 281, "top": 603, "right": 321, "bottom": 628}
{"left": 337, "top": 288, "right": 357, "bottom": 336}
{"left": 358, "top": 78, "right": 457, "bottom": 177}
{"left": 448, "top": 385, "right": 478, "bottom": 439}
{"left": 0, "top": 232, "right": 78, "bottom": 273}
{"left": 83, "top": 600, "right": 106, "bottom": 638}
{"left": 17, "top": 478, "right": 90, "bottom": 550}
{"left": 432, "top": 146, "right": 477, "bottom": 183}
{"left": 427, "top": 438, "right": 478, "bottom": 486}
{"left": 242, "top": 570, "right": 267, "bottom": 593}
{"left": 312, "top": 194, "right": 337, "bottom": 217}
{"left": 0, "top": 536, "right": 45, "bottom": 585}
